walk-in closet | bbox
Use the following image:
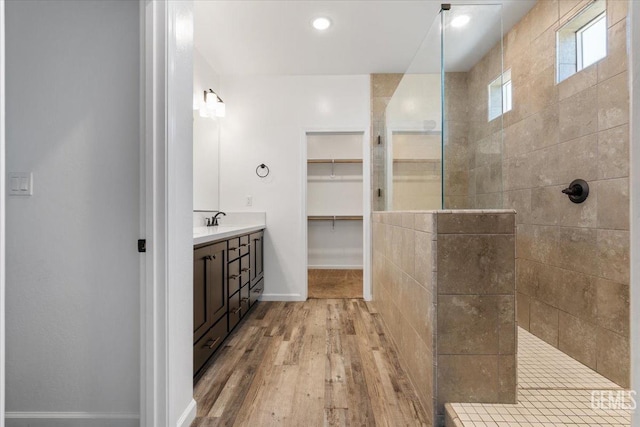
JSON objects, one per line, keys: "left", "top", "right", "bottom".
{"left": 306, "top": 132, "right": 364, "bottom": 299}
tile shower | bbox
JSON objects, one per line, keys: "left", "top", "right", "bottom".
{"left": 371, "top": 0, "right": 631, "bottom": 425}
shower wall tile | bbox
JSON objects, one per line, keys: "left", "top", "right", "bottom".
{"left": 596, "top": 178, "right": 629, "bottom": 230}
{"left": 597, "top": 71, "right": 630, "bottom": 131}
{"left": 558, "top": 63, "right": 597, "bottom": 101}
{"left": 529, "top": 299, "right": 559, "bottom": 347}
{"left": 596, "top": 278, "right": 630, "bottom": 336}
{"left": 597, "top": 229, "right": 630, "bottom": 284}
{"left": 528, "top": 0, "right": 559, "bottom": 40}
{"left": 558, "top": 86, "right": 598, "bottom": 142}
{"left": 607, "top": 0, "right": 628, "bottom": 27}
{"left": 517, "top": 292, "right": 531, "bottom": 330}
{"left": 596, "top": 327, "right": 630, "bottom": 388}
{"left": 598, "top": 20, "right": 628, "bottom": 82}
{"left": 598, "top": 124, "right": 629, "bottom": 179}
{"left": 559, "top": 311, "right": 598, "bottom": 369}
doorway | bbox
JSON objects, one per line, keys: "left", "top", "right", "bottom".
{"left": 305, "top": 131, "right": 366, "bottom": 299}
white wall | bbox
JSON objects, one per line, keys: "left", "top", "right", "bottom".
{"left": 193, "top": 47, "right": 220, "bottom": 211}
{"left": 5, "top": 1, "right": 139, "bottom": 426}
{"left": 220, "top": 75, "right": 370, "bottom": 300}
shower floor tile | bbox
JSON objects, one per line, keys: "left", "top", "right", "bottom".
{"left": 445, "top": 328, "right": 632, "bottom": 427}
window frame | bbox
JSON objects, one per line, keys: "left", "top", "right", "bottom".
{"left": 576, "top": 11, "right": 607, "bottom": 71}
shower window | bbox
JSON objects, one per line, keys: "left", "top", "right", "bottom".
{"left": 557, "top": 0, "right": 607, "bottom": 83}
{"left": 488, "top": 69, "right": 512, "bottom": 121}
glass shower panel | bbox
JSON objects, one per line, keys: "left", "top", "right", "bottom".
{"left": 383, "top": 14, "right": 442, "bottom": 211}
{"left": 442, "top": 4, "right": 504, "bottom": 209}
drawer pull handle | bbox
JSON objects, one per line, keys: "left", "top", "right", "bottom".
{"left": 252, "top": 288, "right": 263, "bottom": 294}
{"left": 241, "top": 297, "right": 249, "bottom": 302}
{"left": 203, "top": 337, "right": 220, "bottom": 349}
{"left": 203, "top": 255, "right": 216, "bottom": 261}
{"left": 229, "top": 247, "right": 238, "bottom": 251}
{"left": 241, "top": 268, "right": 250, "bottom": 273}
{"left": 229, "top": 274, "right": 239, "bottom": 279}
{"left": 232, "top": 307, "right": 242, "bottom": 314}
{"left": 239, "top": 243, "right": 248, "bottom": 247}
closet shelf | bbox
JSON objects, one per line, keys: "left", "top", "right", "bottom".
{"left": 307, "top": 159, "right": 363, "bottom": 164}
{"left": 308, "top": 215, "right": 363, "bottom": 221}
{"left": 393, "top": 158, "right": 440, "bottom": 163}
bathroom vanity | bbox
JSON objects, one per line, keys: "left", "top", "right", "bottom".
{"left": 193, "top": 225, "right": 265, "bottom": 377}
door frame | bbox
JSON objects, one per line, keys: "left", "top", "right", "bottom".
{"left": 0, "top": 0, "right": 6, "bottom": 425}
{"left": 301, "top": 128, "right": 372, "bottom": 301}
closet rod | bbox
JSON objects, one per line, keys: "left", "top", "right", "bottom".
{"left": 307, "top": 215, "right": 363, "bottom": 221}
{"left": 307, "top": 159, "right": 363, "bottom": 164}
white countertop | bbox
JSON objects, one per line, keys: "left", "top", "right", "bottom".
{"left": 193, "top": 224, "right": 265, "bottom": 246}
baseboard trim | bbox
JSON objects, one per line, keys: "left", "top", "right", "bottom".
{"left": 307, "top": 265, "right": 363, "bottom": 270}
{"left": 5, "top": 412, "right": 139, "bottom": 427}
{"left": 176, "top": 398, "right": 197, "bottom": 427}
{"left": 260, "top": 293, "right": 305, "bottom": 302}
{"left": 5, "top": 412, "right": 139, "bottom": 419}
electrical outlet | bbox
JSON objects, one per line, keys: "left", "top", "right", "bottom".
{"left": 246, "top": 195, "right": 253, "bottom": 206}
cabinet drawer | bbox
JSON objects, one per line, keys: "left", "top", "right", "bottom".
{"left": 239, "top": 235, "right": 250, "bottom": 257}
{"left": 228, "top": 292, "right": 241, "bottom": 331}
{"left": 194, "top": 316, "right": 227, "bottom": 376}
{"left": 227, "top": 238, "right": 240, "bottom": 261}
{"left": 240, "top": 255, "right": 251, "bottom": 287}
{"left": 228, "top": 260, "right": 240, "bottom": 296}
{"left": 250, "top": 278, "right": 264, "bottom": 306}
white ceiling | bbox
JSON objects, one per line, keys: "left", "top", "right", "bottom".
{"left": 194, "top": 0, "right": 536, "bottom": 76}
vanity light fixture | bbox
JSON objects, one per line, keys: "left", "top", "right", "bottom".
{"left": 201, "top": 89, "right": 226, "bottom": 118}
{"left": 312, "top": 17, "right": 331, "bottom": 31}
{"left": 451, "top": 15, "right": 470, "bottom": 28}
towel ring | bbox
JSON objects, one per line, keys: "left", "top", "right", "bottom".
{"left": 256, "top": 163, "right": 270, "bottom": 178}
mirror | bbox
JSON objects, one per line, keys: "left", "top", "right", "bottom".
{"left": 193, "top": 48, "right": 220, "bottom": 211}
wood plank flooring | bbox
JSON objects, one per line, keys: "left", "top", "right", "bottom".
{"left": 308, "top": 270, "right": 363, "bottom": 299}
{"left": 192, "top": 299, "right": 430, "bottom": 427}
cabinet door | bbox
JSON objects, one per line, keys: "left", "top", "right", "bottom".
{"left": 250, "top": 231, "right": 264, "bottom": 286}
{"left": 208, "top": 242, "right": 227, "bottom": 324}
{"left": 193, "top": 246, "right": 211, "bottom": 342}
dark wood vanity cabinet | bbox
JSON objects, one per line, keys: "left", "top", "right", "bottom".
{"left": 194, "top": 229, "right": 265, "bottom": 377}
{"left": 193, "top": 242, "right": 227, "bottom": 343}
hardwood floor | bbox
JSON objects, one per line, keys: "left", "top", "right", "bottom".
{"left": 307, "top": 269, "right": 363, "bottom": 299}
{"left": 192, "top": 299, "right": 430, "bottom": 427}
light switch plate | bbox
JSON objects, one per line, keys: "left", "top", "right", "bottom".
{"left": 8, "top": 172, "right": 33, "bottom": 196}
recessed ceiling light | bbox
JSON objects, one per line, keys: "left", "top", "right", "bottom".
{"left": 451, "top": 15, "right": 471, "bottom": 28}
{"left": 312, "top": 17, "right": 332, "bottom": 31}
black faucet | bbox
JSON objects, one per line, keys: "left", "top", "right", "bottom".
{"left": 207, "top": 211, "right": 226, "bottom": 227}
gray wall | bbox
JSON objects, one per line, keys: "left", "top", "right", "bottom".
{"left": 6, "top": 1, "right": 140, "bottom": 425}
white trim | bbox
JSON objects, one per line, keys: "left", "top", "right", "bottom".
{"left": 308, "top": 265, "right": 363, "bottom": 270}
{"left": 630, "top": 2, "right": 639, "bottom": 426}
{"left": 141, "top": 1, "right": 169, "bottom": 426}
{"left": 176, "top": 399, "right": 197, "bottom": 427}
{"left": 362, "top": 125, "right": 372, "bottom": 301}
{"left": 300, "top": 129, "right": 309, "bottom": 301}
{"left": 5, "top": 412, "right": 139, "bottom": 420}
{"left": 260, "top": 293, "right": 306, "bottom": 302}
{"left": 0, "top": 0, "right": 5, "bottom": 425}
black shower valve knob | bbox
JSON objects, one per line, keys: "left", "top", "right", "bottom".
{"left": 561, "top": 179, "right": 589, "bottom": 204}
